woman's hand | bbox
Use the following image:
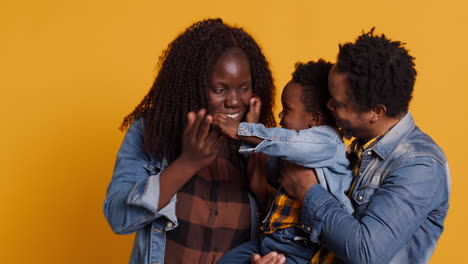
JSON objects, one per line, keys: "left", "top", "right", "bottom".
{"left": 158, "top": 109, "right": 226, "bottom": 210}
{"left": 179, "top": 109, "right": 226, "bottom": 174}
{"left": 251, "top": 252, "right": 286, "bottom": 264}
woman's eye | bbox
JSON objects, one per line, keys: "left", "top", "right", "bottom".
{"left": 212, "top": 88, "right": 224, "bottom": 94}
{"left": 239, "top": 86, "right": 249, "bottom": 92}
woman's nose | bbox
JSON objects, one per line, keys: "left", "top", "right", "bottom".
{"left": 225, "top": 90, "right": 240, "bottom": 107}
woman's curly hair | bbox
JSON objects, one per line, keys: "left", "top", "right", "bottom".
{"left": 337, "top": 28, "right": 417, "bottom": 117}
{"left": 292, "top": 59, "right": 335, "bottom": 126}
{"left": 121, "top": 18, "right": 275, "bottom": 162}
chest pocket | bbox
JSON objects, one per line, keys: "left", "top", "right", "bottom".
{"left": 352, "top": 185, "right": 378, "bottom": 205}
{"left": 352, "top": 167, "right": 386, "bottom": 207}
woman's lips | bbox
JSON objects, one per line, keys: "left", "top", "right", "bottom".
{"left": 225, "top": 112, "right": 239, "bottom": 120}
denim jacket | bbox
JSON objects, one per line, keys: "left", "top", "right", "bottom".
{"left": 237, "top": 123, "right": 354, "bottom": 214}
{"left": 103, "top": 119, "right": 259, "bottom": 264}
{"left": 301, "top": 112, "right": 450, "bottom": 264}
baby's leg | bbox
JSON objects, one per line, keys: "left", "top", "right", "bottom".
{"left": 216, "top": 238, "right": 261, "bottom": 264}
{"left": 261, "top": 228, "right": 318, "bottom": 264}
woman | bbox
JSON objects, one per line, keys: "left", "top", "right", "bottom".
{"left": 103, "top": 18, "right": 280, "bottom": 264}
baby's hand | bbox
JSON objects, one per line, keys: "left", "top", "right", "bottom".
{"left": 246, "top": 96, "right": 262, "bottom": 123}
{"left": 212, "top": 113, "right": 240, "bottom": 139}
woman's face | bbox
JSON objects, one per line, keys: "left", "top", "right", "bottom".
{"left": 208, "top": 48, "right": 253, "bottom": 121}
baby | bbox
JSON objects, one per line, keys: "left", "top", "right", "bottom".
{"left": 214, "top": 60, "right": 353, "bottom": 264}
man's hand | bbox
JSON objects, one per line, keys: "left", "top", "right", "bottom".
{"left": 251, "top": 252, "right": 286, "bottom": 264}
{"left": 212, "top": 113, "right": 240, "bottom": 139}
{"left": 279, "top": 161, "right": 318, "bottom": 201}
{"left": 246, "top": 96, "right": 262, "bottom": 123}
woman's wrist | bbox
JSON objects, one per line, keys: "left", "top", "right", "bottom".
{"left": 173, "top": 156, "right": 202, "bottom": 176}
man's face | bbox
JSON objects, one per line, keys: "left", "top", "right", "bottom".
{"left": 327, "top": 65, "right": 371, "bottom": 140}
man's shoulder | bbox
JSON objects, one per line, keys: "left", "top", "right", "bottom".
{"left": 375, "top": 113, "right": 446, "bottom": 165}
{"left": 400, "top": 125, "right": 447, "bottom": 164}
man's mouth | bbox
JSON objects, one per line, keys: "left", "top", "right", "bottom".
{"left": 225, "top": 112, "right": 240, "bottom": 120}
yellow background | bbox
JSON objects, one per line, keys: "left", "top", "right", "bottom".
{"left": 1, "top": 0, "right": 466, "bottom": 263}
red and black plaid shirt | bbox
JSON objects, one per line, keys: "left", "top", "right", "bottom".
{"left": 165, "top": 151, "right": 252, "bottom": 264}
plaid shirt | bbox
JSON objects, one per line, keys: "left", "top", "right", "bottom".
{"left": 262, "top": 187, "right": 302, "bottom": 234}
{"left": 165, "top": 152, "right": 252, "bottom": 264}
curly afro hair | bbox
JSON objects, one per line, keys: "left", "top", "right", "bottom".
{"left": 292, "top": 59, "right": 334, "bottom": 126}
{"left": 121, "top": 18, "right": 276, "bottom": 162}
{"left": 336, "top": 28, "right": 417, "bottom": 117}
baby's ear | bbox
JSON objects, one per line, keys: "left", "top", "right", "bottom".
{"left": 308, "top": 112, "right": 324, "bottom": 127}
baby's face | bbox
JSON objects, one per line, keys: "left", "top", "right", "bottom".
{"left": 278, "top": 81, "right": 313, "bottom": 130}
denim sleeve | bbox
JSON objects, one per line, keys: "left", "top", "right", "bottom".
{"left": 103, "top": 120, "right": 177, "bottom": 235}
{"left": 301, "top": 157, "right": 448, "bottom": 264}
{"left": 237, "top": 123, "right": 340, "bottom": 168}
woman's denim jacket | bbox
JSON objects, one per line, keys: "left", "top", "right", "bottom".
{"left": 300, "top": 113, "right": 450, "bottom": 264}
{"left": 237, "top": 123, "right": 354, "bottom": 215}
{"left": 103, "top": 119, "right": 259, "bottom": 264}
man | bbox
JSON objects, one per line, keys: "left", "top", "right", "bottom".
{"left": 279, "top": 29, "right": 450, "bottom": 264}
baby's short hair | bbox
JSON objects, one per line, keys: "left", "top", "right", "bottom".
{"left": 292, "top": 59, "right": 334, "bottom": 125}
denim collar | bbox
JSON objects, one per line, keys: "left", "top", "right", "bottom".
{"left": 371, "top": 112, "right": 415, "bottom": 160}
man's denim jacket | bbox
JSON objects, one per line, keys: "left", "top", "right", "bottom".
{"left": 103, "top": 119, "right": 259, "bottom": 264}
{"left": 301, "top": 113, "right": 450, "bottom": 264}
{"left": 237, "top": 123, "right": 354, "bottom": 214}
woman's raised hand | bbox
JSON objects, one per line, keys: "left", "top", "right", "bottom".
{"left": 179, "top": 109, "right": 226, "bottom": 173}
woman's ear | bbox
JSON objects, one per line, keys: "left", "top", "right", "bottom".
{"left": 308, "top": 112, "right": 324, "bottom": 127}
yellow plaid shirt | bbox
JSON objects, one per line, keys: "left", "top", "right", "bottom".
{"left": 262, "top": 187, "right": 302, "bottom": 234}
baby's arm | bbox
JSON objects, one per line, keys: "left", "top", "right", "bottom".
{"left": 238, "top": 124, "right": 341, "bottom": 169}
{"left": 212, "top": 114, "right": 264, "bottom": 145}
{"left": 212, "top": 96, "right": 264, "bottom": 145}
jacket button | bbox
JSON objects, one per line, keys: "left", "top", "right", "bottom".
{"left": 367, "top": 151, "right": 372, "bottom": 155}
{"left": 359, "top": 195, "right": 363, "bottom": 201}
{"left": 166, "top": 222, "right": 173, "bottom": 228}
